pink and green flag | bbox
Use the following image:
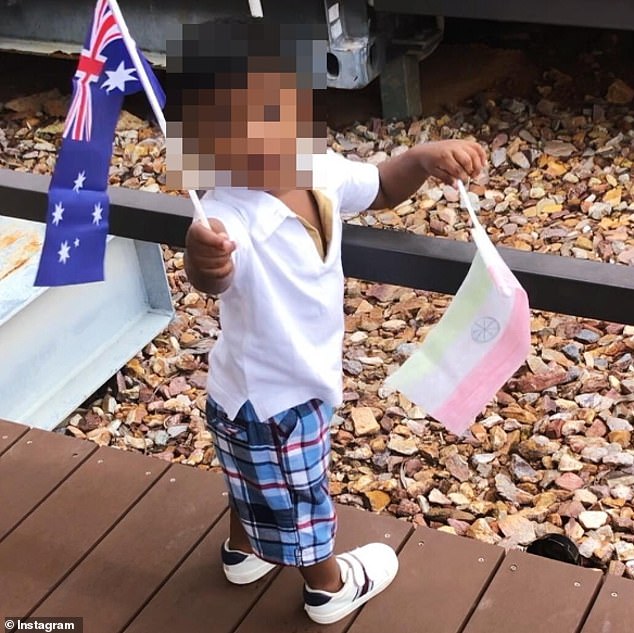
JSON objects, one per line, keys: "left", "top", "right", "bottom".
{"left": 385, "top": 181, "right": 531, "bottom": 436}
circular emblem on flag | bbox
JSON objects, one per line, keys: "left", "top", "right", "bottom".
{"left": 471, "top": 316, "right": 501, "bottom": 343}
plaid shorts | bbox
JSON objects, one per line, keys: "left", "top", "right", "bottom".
{"left": 206, "top": 397, "right": 337, "bottom": 567}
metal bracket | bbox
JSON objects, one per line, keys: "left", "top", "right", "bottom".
{"left": 323, "top": 0, "right": 386, "bottom": 89}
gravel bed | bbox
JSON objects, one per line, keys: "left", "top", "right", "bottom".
{"left": 1, "top": 50, "right": 633, "bottom": 578}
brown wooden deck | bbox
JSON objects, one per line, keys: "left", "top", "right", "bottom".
{"left": 1, "top": 418, "right": 632, "bottom": 633}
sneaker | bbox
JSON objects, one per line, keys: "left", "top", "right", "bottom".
{"left": 221, "top": 540, "right": 277, "bottom": 585}
{"left": 303, "top": 543, "right": 399, "bottom": 624}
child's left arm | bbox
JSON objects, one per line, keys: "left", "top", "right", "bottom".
{"left": 370, "top": 139, "right": 486, "bottom": 210}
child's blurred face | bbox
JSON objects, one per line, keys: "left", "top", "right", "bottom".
{"left": 168, "top": 66, "right": 326, "bottom": 190}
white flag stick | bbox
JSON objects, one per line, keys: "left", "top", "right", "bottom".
{"left": 248, "top": 0, "right": 263, "bottom": 17}
{"left": 106, "top": 0, "right": 210, "bottom": 229}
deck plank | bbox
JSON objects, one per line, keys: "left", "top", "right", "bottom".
{"left": 31, "top": 462, "right": 228, "bottom": 633}
{"left": 579, "top": 574, "right": 634, "bottom": 632}
{"left": 0, "top": 419, "right": 29, "bottom": 457}
{"left": 234, "top": 505, "right": 413, "bottom": 633}
{"left": 0, "top": 446, "right": 169, "bottom": 618}
{"left": 348, "top": 526, "right": 504, "bottom": 633}
{"left": 122, "top": 511, "right": 282, "bottom": 633}
{"left": 462, "top": 549, "right": 603, "bottom": 633}
{"left": 0, "top": 428, "right": 96, "bottom": 541}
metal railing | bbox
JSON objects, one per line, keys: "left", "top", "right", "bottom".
{"left": 1, "top": 167, "right": 633, "bottom": 324}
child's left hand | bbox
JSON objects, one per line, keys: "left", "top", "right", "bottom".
{"left": 416, "top": 140, "right": 487, "bottom": 185}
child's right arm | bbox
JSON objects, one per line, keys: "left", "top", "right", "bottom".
{"left": 185, "top": 219, "right": 237, "bottom": 296}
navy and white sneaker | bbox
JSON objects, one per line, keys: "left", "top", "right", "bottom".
{"left": 303, "top": 543, "right": 399, "bottom": 624}
{"left": 221, "top": 540, "right": 277, "bottom": 585}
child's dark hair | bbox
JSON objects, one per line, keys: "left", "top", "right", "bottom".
{"left": 166, "top": 16, "right": 327, "bottom": 93}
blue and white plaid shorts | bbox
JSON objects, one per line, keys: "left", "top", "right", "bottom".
{"left": 206, "top": 397, "right": 337, "bottom": 567}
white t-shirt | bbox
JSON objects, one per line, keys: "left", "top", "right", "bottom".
{"left": 201, "top": 151, "right": 380, "bottom": 421}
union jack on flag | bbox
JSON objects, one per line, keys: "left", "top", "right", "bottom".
{"left": 35, "top": 0, "right": 165, "bottom": 287}
{"left": 63, "top": 0, "right": 123, "bottom": 141}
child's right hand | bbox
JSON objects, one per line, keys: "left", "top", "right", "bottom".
{"left": 185, "top": 218, "right": 237, "bottom": 287}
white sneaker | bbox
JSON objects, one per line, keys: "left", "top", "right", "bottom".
{"left": 303, "top": 543, "right": 399, "bottom": 624}
{"left": 221, "top": 540, "right": 277, "bottom": 584}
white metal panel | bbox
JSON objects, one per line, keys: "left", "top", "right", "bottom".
{"left": 0, "top": 216, "right": 173, "bottom": 430}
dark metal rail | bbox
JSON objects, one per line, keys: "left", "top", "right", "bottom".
{"left": 374, "top": 0, "right": 634, "bottom": 31}
{"left": 1, "top": 168, "right": 633, "bottom": 324}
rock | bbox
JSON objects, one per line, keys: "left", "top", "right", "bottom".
{"left": 166, "top": 424, "right": 189, "bottom": 439}
{"left": 561, "top": 420, "right": 586, "bottom": 437}
{"left": 349, "top": 444, "right": 373, "bottom": 460}
{"left": 543, "top": 140, "right": 576, "bottom": 158}
{"left": 382, "top": 319, "right": 407, "bottom": 332}
{"left": 618, "top": 248, "right": 634, "bottom": 265}
{"left": 555, "top": 472, "right": 585, "bottom": 491}
{"left": 606, "top": 79, "right": 634, "bottom": 104}
{"left": 578, "top": 511, "right": 609, "bottom": 530}
{"left": 588, "top": 202, "right": 611, "bottom": 220}
{"left": 603, "top": 452, "right": 634, "bottom": 467}
{"left": 490, "top": 426, "right": 507, "bottom": 451}
{"left": 561, "top": 343, "right": 582, "bottom": 362}
{"left": 615, "top": 541, "right": 634, "bottom": 562}
{"left": 558, "top": 452, "right": 584, "bottom": 472}
{"left": 498, "top": 514, "right": 537, "bottom": 545}
{"left": 445, "top": 453, "right": 471, "bottom": 482}
{"left": 608, "top": 560, "right": 627, "bottom": 577}
{"left": 573, "top": 489, "right": 598, "bottom": 506}
{"left": 510, "top": 151, "right": 530, "bottom": 169}
{"left": 403, "top": 458, "right": 424, "bottom": 478}
{"left": 448, "top": 492, "right": 471, "bottom": 506}
{"left": 579, "top": 536, "right": 602, "bottom": 559}
{"left": 514, "top": 367, "right": 568, "bottom": 392}
{"left": 491, "top": 147, "right": 507, "bottom": 167}
{"left": 343, "top": 359, "right": 363, "bottom": 375}
{"left": 565, "top": 518, "right": 585, "bottom": 541}
{"left": 608, "top": 430, "right": 631, "bottom": 448}
{"left": 394, "top": 498, "right": 420, "bottom": 517}
{"left": 581, "top": 446, "right": 609, "bottom": 463}
{"left": 529, "top": 186, "right": 546, "bottom": 199}
{"left": 495, "top": 473, "right": 533, "bottom": 504}
{"left": 364, "top": 490, "right": 391, "bottom": 512}
{"left": 150, "top": 429, "right": 169, "bottom": 447}
{"left": 351, "top": 407, "right": 380, "bottom": 436}
{"left": 606, "top": 417, "right": 633, "bottom": 432}
{"left": 429, "top": 488, "right": 452, "bottom": 505}
{"left": 387, "top": 435, "right": 418, "bottom": 456}
{"left": 518, "top": 436, "right": 560, "bottom": 460}
{"left": 610, "top": 484, "right": 633, "bottom": 502}
{"left": 124, "top": 434, "right": 147, "bottom": 450}
{"left": 510, "top": 454, "right": 540, "bottom": 483}
{"left": 467, "top": 518, "right": 501, "bottom": 545}
{"left": 575, "top": 328, "right": 600, "bottom": 344}
{"left": 586, "top": 419, "right": 607, "bottom": 438}
{"left": 5, "top": 89, "right": 63, "bottom": 113}
{"left": 558, "top": 500, "right": 585, "bottom": 519}
{"left": 163, "top": 395, "right": 192, "bottom": 413}
{"left": 86, "top": 427, "right": 112, "bottom": 447}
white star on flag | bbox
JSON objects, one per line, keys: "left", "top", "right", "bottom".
{"left": 92, "top": 202, "right": 103, "bottom": 225}
{"left": 58, "top": 241, "right": 71, "bottom": 264}
{"left": 52, "top": 202, "right": 64, "bottom": 226}
{"left": 73, "top": 171, "right": 86, "bottom": 192}
{"left": 101, "top": 61, "right": 137, "bottom": 93}
{"left": 74, "top": 238, "right": 80, "bottom": 248}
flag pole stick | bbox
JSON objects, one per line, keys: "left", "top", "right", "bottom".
{"left": 248, "top": 0, "right": 263, "bottom": 17}
{"left": 106, "top": 0, "right": 210, "bottom": 228}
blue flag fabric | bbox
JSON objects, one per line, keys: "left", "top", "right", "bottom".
{"left": 35, "top": 0, "right": 165, "bottom": 286}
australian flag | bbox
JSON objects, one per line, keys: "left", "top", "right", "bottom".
{"left": 34, "top": 0, "right": 165, "bottom": 286}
